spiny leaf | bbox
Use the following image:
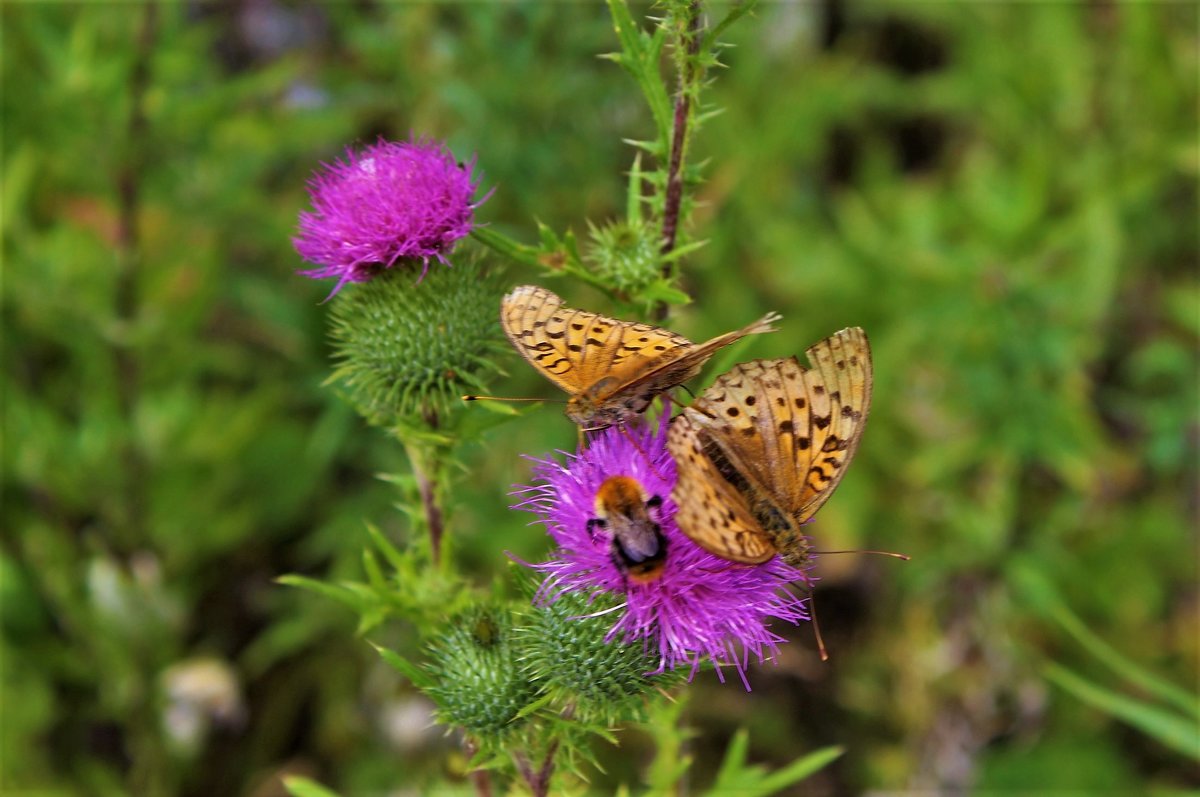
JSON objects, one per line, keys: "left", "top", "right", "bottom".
{"left": 701, "top": 0, "right": 760, "bottom": 56}
{"left": 370, "top": 642, "right": 435, "bottom": 690}
{"left": 276, "top": 575, "right": 368, "bottom": 613}
{"left": 605, "top": 0, "right": 672, "bottom": 140}
{"left": 756, "top": 747, "right": 845, "bottom": 793}
{"left": 471, "top": 225, "right": 543, "bottom": 269}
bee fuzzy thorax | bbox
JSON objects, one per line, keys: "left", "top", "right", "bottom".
{"left": 593, "top": 475, "right": 647, "bottom": 516}
{"left": 591, "top": 476, "right": 667, "bottom": 584}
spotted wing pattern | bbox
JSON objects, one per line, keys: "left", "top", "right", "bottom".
{"left": 668, "top": 413, "right": 777, "bottom": 564}
{"left": 500, "top": 284, "right": 694, "bottom": 396}
{"left": 669, "top": 328, "right": 872, "bottom": 562}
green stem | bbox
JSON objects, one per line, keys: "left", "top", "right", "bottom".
{"left": 471, "top": 226, "right": 544, "bottom": 269}
{"left": 404, "top": 440, "right": 447, "bottom": 568}
{"left": 464, "top": 738, "right": 493, "bottom": 797}
{"left": 120, "top": 4, "right": 173, "bottom": 795}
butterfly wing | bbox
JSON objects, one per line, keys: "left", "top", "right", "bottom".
{"left": 500, "top": 285, "right": 695, "bottom": 397}
{"left": 687, "top": 328, "right": 871, "bottom": 516}
{"left": 792, "top": 327, "right": 872, "bottom": 521}
{"left": 593, "top": 311, "right": 782, "bottom": 405}
{"left": 667, "top": 412, "right": 777, "bottom": 564}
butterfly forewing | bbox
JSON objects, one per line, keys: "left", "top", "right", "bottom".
{"left": 668, "top": 414, "right": 776, "bottom": 564}
{"left": 669, "top": 327, "right": 873, "bottom": 565}
{"left": 500, "top": 285, "right": 779, "bottom": 429}
{"left": 501, "top": 285, "right": 691, "bottom": 388}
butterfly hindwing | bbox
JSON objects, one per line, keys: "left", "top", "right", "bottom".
{"left": 667, "top": 413, "right": 776, "bottom": 564}
{"left": 795, "top": 327, "right": 872, "bottom": 521}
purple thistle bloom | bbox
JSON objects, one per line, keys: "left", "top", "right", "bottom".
{"left": 294, "top": 138, "right": 489, "bottom": 296}
{"left": 512, "top": 418, "right": 812, "bottom": 690}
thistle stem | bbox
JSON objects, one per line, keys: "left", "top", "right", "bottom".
{"left": 464, "top": 738, "right": 493, "bottom": 797}
{"left": 415, "top": 463, "right": 444, "bottom": 567}
{"left": 123, "top": 6, "right": 171, "bottom": 795}
{"left": 655, "top": 0, "right": 703, "bottom": 321}
{"left": 513, "top": 742, "right": 560, "bottom": 797}
{"left": 405, "top": 441, "right": 446, "bottom": 567}
{"left": 114, "top": 0, "right": 157, "bottom": 551}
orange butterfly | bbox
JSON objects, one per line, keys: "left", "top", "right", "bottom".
{"left": 500, "top": 285, "right": 780, "bottom": 430}
{"left": 668, "top": 328, "right": 872, "bottom": 569}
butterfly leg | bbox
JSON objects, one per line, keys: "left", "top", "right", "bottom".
{"left": 614, "top": 422, "right": 672, "bottom": 483}
{"left": 805, "top": 585, "right": 830, "bottom": 662}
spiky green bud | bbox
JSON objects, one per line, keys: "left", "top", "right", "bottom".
{"left": 326, "top": 250, "right": 506, "bottom": 428}
{"left": 519, "top": 591, "right": 682, "bottom": 722}
{"left": 427, "top": 605, "right": 540, "bottom": 737}
{"left": 584, "top": 219, "right": 661, "bottom": 296}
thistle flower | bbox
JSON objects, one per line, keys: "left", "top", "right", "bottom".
{"left": 512, "top": 418, "right": 811, "bottom": 689}
{"left": 294, "top": 137, "right": 488, "bottom": 295}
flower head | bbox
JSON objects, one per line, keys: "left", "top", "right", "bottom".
{"left": 513, "top": 418, "right": 811, "bottom": 689}
{"left": 294, "top": 138, "right": 488, "bottom": 295}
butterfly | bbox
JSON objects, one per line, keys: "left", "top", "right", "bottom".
{"left": 500, "top": 285, "right": 780, "bottom": 430}
{"left": 586, "top": 475, "right": 667, "bottom": 584}
{"left": 667, "top": 327, "right": 872, "bottom": 569}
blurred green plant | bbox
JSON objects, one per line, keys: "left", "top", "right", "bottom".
{"left": 1013, "top": 562, "right": 1200, "bottom": 761}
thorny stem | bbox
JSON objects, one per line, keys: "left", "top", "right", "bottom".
{"left": 114, "top": 0, "right": 157, "bottom": 551}
{"left": 405, "top": 427, "right": 446, "bottom": 567}
{"left": 535, "top": 736, "right": 562, "bottom": 796}
{"left": 513, "top": 742, "right": 561, "bottom": 797}
{"left": 512, "top": 703, "right": 573, "bottom": 797}
{"left": 464, "top": 738, "right": 493, "bottom": 797}
{"left": 400, "top": 404, "right": 448, "bottom": 566}
{"left": 121, "top": 7, "right": 171, "bottom": 796}
{"left": 655, "top": 0, "right": 704, "bottom": 321}
{"left": 513, "top": 751, "right": 537, "bottom": 794}
{"left": 415, "top": 463, "right": 444, "bottom": 566}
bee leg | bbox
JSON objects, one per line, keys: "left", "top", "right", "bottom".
{"left": 610, "top": 550, "right": 631, "bottom": 593}
{"left": 585, "top": 517, "right": 606, "bottom": 541}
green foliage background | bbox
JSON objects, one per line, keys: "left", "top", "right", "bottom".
{"left": 3, "top": 2, "right": 1196, "bottom": 794}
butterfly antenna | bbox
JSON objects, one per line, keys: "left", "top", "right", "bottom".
{"left": 461, "top": 394, "right": 564, "bottom": 404}
{"left": 811, "top": 549, "right": 911, "bottom": 561}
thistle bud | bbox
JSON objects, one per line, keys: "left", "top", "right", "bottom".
{"left": 584, "top": 219, "right": 661, "bottom": 296}
{"left": 326, "top": 253, "right": 506, "bottom": 428}
{"left": 520, "top": 590, "right": 681, "bottom": 722}
{"left": 426, "top": 606, "right": 539, "bottom": 737}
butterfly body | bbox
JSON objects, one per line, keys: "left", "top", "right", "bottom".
{"left": 501, "top": 285, "right": 780, "bottom": 431}
{"left": 587, "top": 475, "right": 667, "bottom": 584}
{"left": 668, "top": 328, "right": 872, "bottom": 569}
